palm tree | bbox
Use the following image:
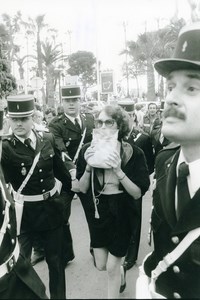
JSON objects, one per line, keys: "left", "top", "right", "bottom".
{"left": 0, "top": 12, "right": 23, "bottom": 70}
{"left": 122, "top": 18, "right": 185, "bottom": 101}
{"left": 41, "top": 40, "right": 67, "bottom": 106}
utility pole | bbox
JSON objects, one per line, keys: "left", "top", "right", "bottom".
{"left": 123, "top": 21, "right": 130, "bottom": 98}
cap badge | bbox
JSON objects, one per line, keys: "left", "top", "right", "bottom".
{"left": 182, "top": 41, "right": 188, "bottom": 52}
{"left": 17, "top": 105, "right": 19, "bottom": 110}
{"left": 69, "top": 90, "right": 72, "bottom": 94}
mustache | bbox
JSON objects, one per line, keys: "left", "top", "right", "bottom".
{"left": 163, "top": 107, "right": 186, "bottom": 120}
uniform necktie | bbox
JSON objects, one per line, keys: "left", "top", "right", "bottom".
{"left": 74, "top": 118, "right": 81, "bottom": 131}
{"left": 177, "top": 162, "right": 190, "bottom": 219}
{"left": 24, "top": 138, "right": 34, "bottom": 151}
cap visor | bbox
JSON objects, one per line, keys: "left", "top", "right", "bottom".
{"left": 154, "top": 59, "right": 200, "bottom": 77}
{"left": 8, "top": 112, "right": 33, "bottom": 118}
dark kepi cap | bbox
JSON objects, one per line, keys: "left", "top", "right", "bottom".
{"left": 7, "top": 95, "right": 35, "bottom": 117}
{"left": 61, "top": 85, "right": 81, "bottom": 99}
{"left": 154, "top": 22, "right": 200, "bottom": 77}
{"left": 118, "top": 99, "right": 134, "bottom": 112}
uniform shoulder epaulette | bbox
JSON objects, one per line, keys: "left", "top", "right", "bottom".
{"left": 83, "top": 112, "right": 93, "bottom": 117}
{"left": 58, "top": 114, "right": 64, "bottom": 120}
{"left": 162, "top": 142, "right": 180, "bottom": 151}
{"left": 155, "top": 142, "right": 180, "bottom": 167}
{"left": 2, "top": 134, "right": 12, "bottom": 141}
{"left": 49, "top": 115, "right": 63, "bottom": 124}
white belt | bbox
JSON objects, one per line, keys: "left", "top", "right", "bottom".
{"left": 0, "top": 240, "right": 20, "bottom": 278}
{"left": 13, "top": 185, "right": 57, "bottom": 202}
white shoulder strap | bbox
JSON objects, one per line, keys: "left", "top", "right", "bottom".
{"left": 17, "top": 151, "right": 41, "bottom": 194}
{"left": 0, "top": 180, "right": 11, "bottom": 246}
{"left": 151, "top": 227, "right": 200, "bottom": 281}
{"left": 73, "top": 128, "right": 86, "bottom": 164}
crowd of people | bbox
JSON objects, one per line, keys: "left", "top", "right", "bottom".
{"left": 1, "top": 21, "right": 200, "bottom": 299}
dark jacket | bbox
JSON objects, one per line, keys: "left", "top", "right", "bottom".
{"left": 1, "top": 131, "right": 72, "bottom": 231}
{"left": 144, "top": 143, "right": 200, "bottom": 298}
{"left": 77, "top": 140, "right": 150, "bottom": 198}
{"left": 48, "top": 113, "right": 94, "bottom": 168}
{"left": 0, "top": 166, "right": 48, "bottom": 299}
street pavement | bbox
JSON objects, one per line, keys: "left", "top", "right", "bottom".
{"left": 34, "top": 189, "right": 153, "bottom": 299}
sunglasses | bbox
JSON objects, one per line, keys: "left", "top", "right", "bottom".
{"left": 95, "top": 119, "right": 115, "bottom": 128}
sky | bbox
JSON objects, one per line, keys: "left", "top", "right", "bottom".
{"left": 1, "top": 0, "right": 193, "bottom": 86}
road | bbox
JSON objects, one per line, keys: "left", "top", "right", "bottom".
{"left": 34, "top": 189, "right": 153, "bottom": 299}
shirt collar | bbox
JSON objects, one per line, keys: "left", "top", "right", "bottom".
{"left": 178, "top": 149, "right": 200, "bottom": 197}
{"left": 65, "top": 114, "right": 81, "bottom": 124}
{"left": 15, "top": 130, "right": 36, "bottom": 144}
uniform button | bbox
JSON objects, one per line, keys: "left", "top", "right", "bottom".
{"left": 2, "top": 210, "right": 5, "bottom": 215}
{"left": 7, "top": 224, "right": 11, "bottom": 229}
{"left": 173, "top": 292, "right": 181, "bottom": 298}
{"left": 11, "top": 239, "right": 15, "bottom": 244}
{"left": 50, "top": 154, "right": 53, "bottom": 157}
{"left": 171, "top": 236, "right": 179, "bottom": 244}
{"left": 173, "top": 265, "right": 180, "bottom": 273}
{"left": 21, "top": 162, "right": 25, "bottom": 166}
{"left": 8, "top": 258, "right": 14, "bottom": 268}
{"left": 40, "top": 179, "right": 43, "bottom": 182}
{"left": 39, "top": 169, "right": 42, "bottom": 172}
{"left": 42, "top": 189, "right": 46, "bottom": 192}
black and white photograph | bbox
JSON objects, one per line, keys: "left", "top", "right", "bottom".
{"left": 0, "top": 0, "right": 200, "bottom": 298}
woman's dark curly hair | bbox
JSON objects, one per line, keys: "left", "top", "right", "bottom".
{"left": 96, "top": 104, "right": 130, "bottom": 140}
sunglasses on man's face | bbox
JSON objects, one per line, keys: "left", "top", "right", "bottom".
{"left": 95, "top": 119, "right": 115, "bottom": 128}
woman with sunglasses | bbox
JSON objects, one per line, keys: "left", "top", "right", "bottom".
{"left": 76, "top": 104, "right": 150, "bottom": 298}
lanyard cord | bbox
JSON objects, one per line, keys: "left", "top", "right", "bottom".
{"left": 91, "top": 168, "right": 112, "bottom": 219}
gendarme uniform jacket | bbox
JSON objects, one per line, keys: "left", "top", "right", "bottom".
{"left": 1, "top": 131, "right": 72, "bottom": 232}
{"left": 0, "top": 165, "right": 48, "bottom": 299}
{"left": 144, "top": 143, "right": 200, "bottom": 298}
{"left": 48, "top": 113, "right": 94, "bottom": 168}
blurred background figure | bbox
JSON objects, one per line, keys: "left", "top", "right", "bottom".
{"left": 140, "top": 102, "right": 160, "bottom": 135}
{"left": 57, "top": 105, "right": 64, "bottom": 116}
{"left": 134, "top": 103, "right": 144, "bottom": 129}
{"left": 32, "top": 109, "right": 48, "bottom": 132}
{"left": 44, "top": 107, "right": 56, "bottom": 126}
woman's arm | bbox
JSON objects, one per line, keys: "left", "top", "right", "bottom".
{"left": 105, "top": 149, "right": 142, "bottom": 199}
{"left": 78, "top": 164, "right": 92, "bottom": 193}
{"left": 114, "top": 168, "right": 141, "bottom": 199}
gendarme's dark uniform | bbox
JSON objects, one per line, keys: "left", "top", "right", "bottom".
{"left": 1, "top": 131, "right": 71, "bottom": 299}
{"left": 49, "top": 112, "right": 94, "bottom": 163}
{"left": 144, "top": 143, "right": 200, "bottom": 298}
{"left": 0, "top": 165, "right": 48, "bottom": 299}
{"left": 48, "top": 86, "right": 95, "bottom": 263}
{"left": 2, "top": 94, "right": 72, "bottom": 299}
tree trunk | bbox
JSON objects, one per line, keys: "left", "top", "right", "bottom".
{"left": 46, "top": 66, "right": 55, "bottom": 108}
{"left": 159, "top": 76, "right": 164, "bottom": 100}
{"left": 146, "top": 58, "right": 156, "bottom": 101}
{"left": 36, "top": 30, "right": 46, "bottom": 105}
